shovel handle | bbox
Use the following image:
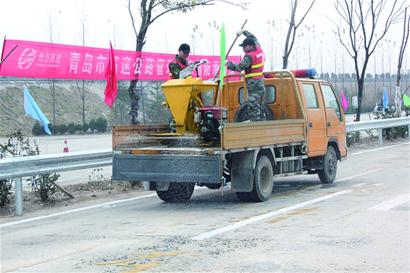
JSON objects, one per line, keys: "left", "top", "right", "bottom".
{"left": 213, "top": 19, "right": 248, "bottom": 81}
{"left": 225, "top": 19, "right": 248, "bottom": 60}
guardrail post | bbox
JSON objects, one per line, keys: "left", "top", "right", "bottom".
{"left": 378, "top": 128, "right": 383, "bottom": 145}
{"left": 14, "top": 177, "right": 23, "bottom": 216}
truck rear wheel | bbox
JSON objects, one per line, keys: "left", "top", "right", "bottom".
{"left": 318, "top": 146, "right": 337, "bottom": 184}
{"left": 156, "top": 183, "right": 195, "bottom": 202}
{"left": 236, "top": 155, "right": 274, "bottom": 202}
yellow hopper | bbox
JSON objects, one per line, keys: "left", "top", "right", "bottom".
{"left": 161, "top": 78, "right": 217, "bottom": 134}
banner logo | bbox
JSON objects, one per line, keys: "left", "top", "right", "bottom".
{"left": 18, "top": 48, "right": 37, "bottom": 70}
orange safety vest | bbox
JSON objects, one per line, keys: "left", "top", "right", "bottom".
{"left": 244, "top": 47, "right": 265, "bottom": 80}
{"left": 174, "top": 59, "right": 188, "bottom": 70}
{"left": 169, "top": 56, "right": 188, "bottom": 78}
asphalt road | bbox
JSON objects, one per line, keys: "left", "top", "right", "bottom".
{"left": 1, "top": 140, "right": 409, "bottom": 273}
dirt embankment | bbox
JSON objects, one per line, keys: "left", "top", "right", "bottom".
{"left": 0, "top": 81, "right": 110, "bottom": 136}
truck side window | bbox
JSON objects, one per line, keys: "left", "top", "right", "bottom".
{"left": 238, "top": 85, "right": 276, "bottom": 105}
{"left": 302, "top": 84, "right": 318, "bottom": 108}
{"left": 321, "top": 85, "right": 342, "bottom": 121}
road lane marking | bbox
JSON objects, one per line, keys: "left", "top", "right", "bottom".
{"left": 192, "top": 189, "right": 352, "bottom": 241}
{"left": 0, "top": 193, "right": 156, "bottom": 228}
{"left": 192, "top": 170, "right": 381, "bottom": 241}
{"left": 369, "top": 194, "right": 410, "bottom": 211}
{"left": 352, "top": 183, "right": 368, "bottom": 187}
{"left": 336, "top": 169, "right": 381, "bottom": 182}
{"left": 350, "top": 142, "right": 410, "bottom": 156}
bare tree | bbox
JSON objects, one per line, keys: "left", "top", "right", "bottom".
{"left": 395, "top": 7, "right": 410, "bottom": 115}
{"left": 282, "top": 0, "right": 316, "bottom": 69}
{"left": 47, "top": 13, "right": 58, "bottom": 127}
{"left": 127, "top": 0, "right": 247, "bottom": 124}
{"left": 75, "top": 14, "right": 91, "bottom": 131}
{"left": 335, "top": 0, "right": 404, "bottom": 121}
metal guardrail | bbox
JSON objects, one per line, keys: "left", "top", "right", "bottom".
{"left": 1, "top": 117, "right": 410, "bottom": 216}
{"left": 346, "top": 116, "right": 410, "bottom": 144}
{"left": 346, "top": 116, "right": 410, "bottom": 132}
{"left": 0, "top": 150, "right": 112, "bottom": 216}
{"left": 0, "top": 150, "right": 112, "bottom": 180}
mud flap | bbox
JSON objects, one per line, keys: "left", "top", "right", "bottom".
{"left": 231, "top": 151, "right": 257, "bottom": 192}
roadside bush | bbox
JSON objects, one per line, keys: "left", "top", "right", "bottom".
{"left": 82, "top": 122, "right": 89, "bottom": 132}
{"left": 76, "top": 124, "right": 83, "bottom": 133}
{"left": 32, "top": 122, "right": 43, "bottom": 136}
{"left": 89, "top": 118, "right": 97, "bottom": 132}
{"left": 32, "top": 119, "right": 107, "bottom": 136}
{"left": 0, "top": 181, "right": 12, "bottom": 208}
{"left": 67, "top": 122, "right": 77, "bottom": 134}
{"left": 346, "top": 132, "right": 355, "bottom": 147}
{"left": 0, "top": 130, "right": 60, "bottom": 207}
{"left": 48, "top": 123, "right": 54, "bottom": 134}
{"left": 31, "top": 173, "right": 60, "bottom": 202}
{"left": 51, "top": 124, "right": 59, "bottom": 134}
{"left": 95, "top": 117, "right": 107, "bottom": 132}
{"left": 32, "top": 122, "right": 53, "bottom": 136}
{"left": 58, "top": 124, "right": 68, "bottom": 134}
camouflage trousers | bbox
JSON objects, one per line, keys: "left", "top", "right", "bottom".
{"left": 246, "top": 78, "right": 266, "bottom": 121}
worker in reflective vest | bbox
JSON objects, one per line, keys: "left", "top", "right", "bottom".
{"left": 169, "top": 43, "right": 190, "bottom": 79}
{"left": 227, "top": 30, "right": 267, "bottom": 121}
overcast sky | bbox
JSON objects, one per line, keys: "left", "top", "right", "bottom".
{"left": 0, "top": 0, "right": 408, "bottom": 74}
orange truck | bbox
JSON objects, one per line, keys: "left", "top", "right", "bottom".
{"left": 112, "top": 69, "right": 347, "bottom": 202}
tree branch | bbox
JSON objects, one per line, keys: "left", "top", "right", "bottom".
{"left": 369, "top": 0, "right": 404, "bottom": 56}
{"left": 148, "top": 1, "right": 215, "bottom": 30}
{"left": 128, "top": 0, "right": 138, "bottom": 40}
{"left": 398, "top": 8, "right": 410, "bottom": 70}
{"left": 336, "top": 26, "right": 355, "bottom": 58}
{"left": 152, "top": 0, "right": 167, "bottom": 10}
{"left": 288, "top": 25, "right": 297, "bottom": 57}
{"left": 295, "top": 0, "right": 316, "bottom": 29}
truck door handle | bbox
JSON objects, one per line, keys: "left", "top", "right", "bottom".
{"left": 308, "top": 122, "right": 313, "bottom": 128}
{"left": 327, "top": 122, "right": 331, "bottom": 127}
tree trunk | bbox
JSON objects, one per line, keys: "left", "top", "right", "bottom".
{"left": 282, "top": 19, "right": 294, "bottom": 69}
{"left": 52, "top": 79, "right": 56, "bottom": 126}
{"left": 82, "top": 80, "right": 85, "bottom": 130}
{"left": 355, "top": 77, "right": 364, "bottom": 122}
{"left": 128, "top": 37, "right": 145, "bottom": 124}
{"left": 395, "top": 66, "right": 402, "bottom": 116}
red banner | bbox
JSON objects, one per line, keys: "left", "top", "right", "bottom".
{"left": 0, "top": 39, "right": 240, "bottom": 81}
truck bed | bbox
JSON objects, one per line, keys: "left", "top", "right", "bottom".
{"left": 113, "top": 119, "right": 306, "bottom": 153}
{"left": 222, "top": 119, "right": 306, "bottom": 150}
{"left": 112, "top": 120, "right": 306, "bottom": 183}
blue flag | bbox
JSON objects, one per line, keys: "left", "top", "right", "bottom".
{"left": 383, "top": 89, "right": 389, "bottom": 109}
{"left": 23, "top": 87, "right": 51, "bottom": 135}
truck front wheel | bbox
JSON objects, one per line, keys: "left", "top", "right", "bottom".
{"left": 318, "top": 146, "right": 337, "bottom": 184}
{"left": 156, "top": 183, "right": 195, "bottom": 202}
{"left": 236, "top": 155, "right": 274, "bottom": 202}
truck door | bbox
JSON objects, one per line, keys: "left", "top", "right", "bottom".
{"left": 320, "top": 84, "right": 347, "bottom": 157}
{"left": 300, "top": 82, "right": 328, "bottom": 156}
